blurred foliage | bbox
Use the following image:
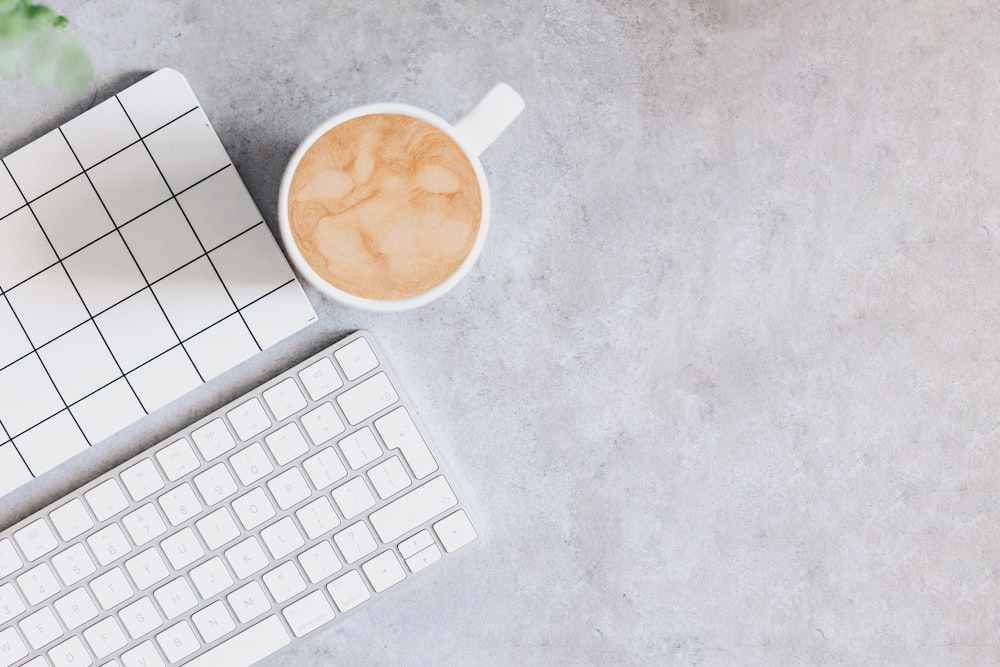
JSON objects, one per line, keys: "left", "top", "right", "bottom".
{"left": 0, "top": 0, "right": 92, "bottom": 95}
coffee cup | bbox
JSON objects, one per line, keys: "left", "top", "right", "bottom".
{"left": 277, "top": 84, "right": 524, "bottom": 312}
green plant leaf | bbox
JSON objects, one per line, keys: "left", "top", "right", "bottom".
{"left": 55, "top": 36, "right": 90, "bottom": 95}
{"left": 27, "top": 28, "right": 56, "bottom": 85}
{"left": 0, "top": 1, "right": 90, "bottom": 93}
{"left": 0, "top": 42, "right": 19, "bottom": 78}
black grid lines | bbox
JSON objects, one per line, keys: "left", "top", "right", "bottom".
{"left": 114, "top": 95, "right": 263, "bottom": 354}
{"left": 58, "top": 123, "right": 203, "bottom": 397}
{"left": 0, "top": 70, "right": 315, "bottom": 495}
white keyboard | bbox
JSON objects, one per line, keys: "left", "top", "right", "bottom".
{"left": 0, "top": 331, "right": 478, "bottom": 666}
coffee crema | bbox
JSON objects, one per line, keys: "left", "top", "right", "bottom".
{"left": 287, "top": 113, "right": 482, "bottom": 301}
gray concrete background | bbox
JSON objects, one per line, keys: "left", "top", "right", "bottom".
{"left": 3, "top": 1, "right": 1000, "bottom": 664}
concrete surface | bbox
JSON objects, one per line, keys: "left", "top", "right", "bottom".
{"left": 4, "top": 1, "right": 1000, "bottom": 664}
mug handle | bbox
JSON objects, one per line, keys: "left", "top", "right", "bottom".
{"left": 453, "top": 83, "right": 525, "bottom": 158}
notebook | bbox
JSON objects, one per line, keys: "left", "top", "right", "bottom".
{"left": 0, "top": 69, "right": 316, "bottom": 497}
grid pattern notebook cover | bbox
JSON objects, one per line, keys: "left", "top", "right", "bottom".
{"left": 0, "top": 68, "right": 317, "bottom": 496}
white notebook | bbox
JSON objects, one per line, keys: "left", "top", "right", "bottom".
{"left": 0, "top": 69, "right": 316, "bottom": 497}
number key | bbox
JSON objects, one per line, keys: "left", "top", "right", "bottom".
{"left": 87, "top": 524, "right": 131, "bottom": 566}
{"left": 158, "top": 482, "right": 203, "bottom": 526}
{"left": 229, "top": 442, "right": 274, "bottom": 485}
{"left": 193, "top": 463, "right": 238, "bottom": 505}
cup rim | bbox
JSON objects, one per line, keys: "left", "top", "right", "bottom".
{"left": 277, "top": 103, "right": 492, "bottom": 312}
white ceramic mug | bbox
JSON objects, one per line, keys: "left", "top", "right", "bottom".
{"left": 277, "top": 84, "right": 525, "bottom": 312}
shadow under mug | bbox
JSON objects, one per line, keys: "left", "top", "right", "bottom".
{"left": 277, "top": 84, "right": 525, "bottom": 312}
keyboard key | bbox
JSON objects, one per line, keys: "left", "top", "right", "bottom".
{"left": 20, "top": 606, "right": 63, "bottom": 649}
{"left": 333, "top": 337, "right": 378, "bottom": 380}
{"left": 260, "top": 517, "right": 304, "bottom": 560}
{"left": 83, "top": 616, "right": 128, "bottom": 658}
{"left": 336, "top": 372, "right": 398, "bottom": 424}
{"left": 0, "top": 538, "right": 23, "bottom": 577}
{"left": 121, "top": 640, "right": 162, "bottom": 667}
{"left": 91, "top": 567, "right": 133, "bottom": 610}
{"left": 122, "top": 503, "right": 167, "bottom": 546}
{"left": 227, "top": 581, "right": 270, "bottom": 623}
{"left": 119, "top": 596, "right": 164, "bottom": 639}
{"left": 120, "top": 459, "right": 165, "bottom": 501}
{"left": 190, "top": 557, "right": 233, "bottom": 600}
{"left": 231, "top": 487, "right": 276, "bottom": 530}
{"left": 193, "top": 462, "right": 238, "bottom": 505}
{"left": 0, "top": 627, "right": 28, "bottom": 666}
{"left": 369, "top": 476, "right": 457, "bottom": 543}
{"left": 262, "top": 561, "right": 306, "bottom": 603}
{"left": 337, "top": 427, "right": 381, "bottom": 469}
{"left": 49, "top": 498, "right": 94, "bottom": 541}
{"left": 52, "top": 543, "right": 97, "bottom": 586}
{"left": 298, "top": 357, "right": 343, "bottom": 400}
{"left": 297, "top": 541, "right": 342, "bottom": 584}
{"left": 229, "top": 442, "right": 274, "bottom": 485}
{"left": 283, "top": 590, "right": 335, "bottom": 637}
{"left": 49, "top": 635, "right": 91, "bottom": 667}
{"left": 262, "top": 378, "right": 307, "bottom": 421}
{"left": 25, "top": 653, "right": 49, "bottom": 667}
{"left": 326, "top": 570, "right": 370, "bottom": 612}
{"left": 17, "top": 562, "right": 60, "bottom": 605}
{"left": 184, "top": 616, "right": 290, "bottom": 667}
{"left": 434, "top": 510, "right": 478, "bottom": 553}
{"left": 158, "top": 482, "right": 203, "bottom": 526}
{"left": 85, "top": 479, "right": 129, "bottom": 521}
{"left": 124, "top": 548, "right": 169, "bottom": 590}
{"left": 0, "top": 583, "right": 25, "bottom": 624}
{"left": 397, "top": 529, "right": 434, "bottom": 559}
{"left": 374, "top": 407, "right": 438, "bottom": 479}
{"left": 333, "top": 521, "right": 377, "bottom": 564}
{"left": 195, "top": 508, "right": 240, "bottom": 550}
{"left": 191, "top": 419, "right": 237, "bottom": 461}
{"left": 161, "top": 527, "right": 205, "bottom": 569}
{"left": 225, "top": 536, "right": 268, "bottom": 579}
{"left": 156, "top": 438, "right": 199, "bottom": 481}
{"left": 154, "top": 578, "right": 197, "bottom": 619}
{"left": 54, "top": 587, "right": 98, "bottom": 629}
{"left": 83, "top": 479, "right": 128, "bottom": 521}
{"left": 0, "top": 332, "right": 475, "bottom": 667}
{"left": 88, "top": 523, "right": 131, "bottom": 566}
{"left": 226, "top": 397, "right": 271, "bottom": 441}
{"left": 405, "top": 543, "right": 442, "bottom": 573}
{"left": 14, "top": 518, "right": 58, "bottom": 561}
{"left": 264, "top": 422, "right": 309, "bottom": 465}
{"left": 368, "top": 455, "right": 412, "bottom": 499}
{"left": 192, "top": 600, "right": 236, "bottom": 643}
{"left": 155, "top": 620, "right": 199, "bottom": 662}
{"left": 362, "top": 550, "right": 406, "bottom": 593}
{"left": 296, "top": 496, "right": 340, "bottom": 539}
{"left": 330, "top": 476, "right": 376, "bottom": 520}
{"left": 300, "top": 402, "right": 345, "bottom": 445}
{"left": 302, "top": 447, "right": 347, "bottom": 490}
{"left": 267, "top": 468, "right": 310, "bottom": 510}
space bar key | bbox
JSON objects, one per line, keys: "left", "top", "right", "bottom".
{"left": 184, "top": 616, "right": 290, "bottom": 667}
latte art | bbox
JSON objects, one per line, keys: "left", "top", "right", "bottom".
{"left": 287, "top": 113, "right": 482, "bottom": 300}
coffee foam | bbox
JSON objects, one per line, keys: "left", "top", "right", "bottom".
{"left": 288, "top": 113, "right": 482, "bottom": 301}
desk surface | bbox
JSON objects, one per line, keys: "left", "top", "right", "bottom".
{"left": 3, "top": 1, "right": 1000, "bottom": 664}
